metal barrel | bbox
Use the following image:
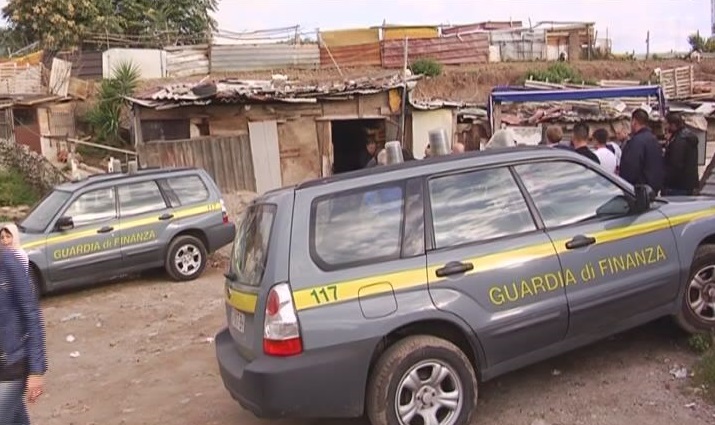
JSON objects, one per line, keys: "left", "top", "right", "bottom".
{"left": 384, "top": 141, "right": 404, "bottom": 165}
{"left": 428, "top": 128, "right": 450, "bottom": 156}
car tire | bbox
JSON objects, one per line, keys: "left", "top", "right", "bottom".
{"left": 675, "top": 244, "right": 715, "bottom": 333}
{"left": 165, "top": 235, "right": 207, "bottom": 282}
{"left": 366, "top": 335, "right": 478, "bottom": 425}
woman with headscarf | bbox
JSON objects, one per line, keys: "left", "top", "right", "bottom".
{"left": 0, "top": 223, "right": 46, "bottom": 425}
{"left": 1, "top": 223, "right": 29, "bottom": 270}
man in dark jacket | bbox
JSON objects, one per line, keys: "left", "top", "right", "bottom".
{"left": 619, "top": 109, "right": 664, "bottom": 194}
{"left": 663, "top": 112, "right": 699, "bottom": 195}
{"left": 571, "top": 122, "right": 600, "bottom": 164}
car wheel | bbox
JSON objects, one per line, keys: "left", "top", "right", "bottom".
{"left": 165, "top": 235, "right": 207, "bottom": 281}
{"left": 366, "top": 335, "right": 478, "bottom": 425}
{"left": 676, "top": 244, "right": 715, "bottom": 333}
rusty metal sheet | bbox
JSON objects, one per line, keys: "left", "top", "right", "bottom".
{"left": 320, "top": 42, "right": 381, "bottom": 68}
{"left": 319, "top": 28, "right": 380, "bottom": 47}
{"left": 381, "top": 33, "right": 490, "bottom": 68}
{"left": 442, "top": 22, "right": 523, "bottom": 36}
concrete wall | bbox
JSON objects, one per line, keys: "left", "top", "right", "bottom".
{"left": 411, "top": 109, "right": 454, "bottom": 159}
{"left": 103, "top": 48, "right": 166, "bottom": 79}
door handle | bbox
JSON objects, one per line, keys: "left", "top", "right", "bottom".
{"left": 97, "top": 226, "right": 114, "bottom": 234}
{"left": 158, "top": 213, "right": 174, "bottom": 221}
{"left": 565, "top": 234, "right": 596, "bottom": 250}
{"left": 435, "top": 261, "right": 474, "bottom": 278}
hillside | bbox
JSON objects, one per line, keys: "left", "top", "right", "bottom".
{"left": 180, "top": 58, "right": 713, "bottom": 104}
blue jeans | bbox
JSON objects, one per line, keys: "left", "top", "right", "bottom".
{"left": 0, "top": 379, "right": 29, "bottom": 425}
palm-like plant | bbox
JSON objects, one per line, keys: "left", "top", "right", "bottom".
{"left": 86, "top": 61, "right": 140, "bottom": 147}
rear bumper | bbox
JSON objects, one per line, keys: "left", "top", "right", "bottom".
{"left": 205, "top": 222, "right": 236, "bottom": 253}
{"left": 215, "top": 328, "right": 375, "bottom": 419}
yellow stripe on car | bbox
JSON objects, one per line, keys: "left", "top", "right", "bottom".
{"left": 21, "top": 202, "right": 221, "bottom": 250}
{"left": 227, "top": 287, "right": 258, "bottom": 313}
{"left": 287, "top": 208, "right": 715, "bottom": 312}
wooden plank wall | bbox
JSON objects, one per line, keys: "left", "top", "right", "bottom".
{"left": 137, "top": 135, "right": 256, "bottom": 193}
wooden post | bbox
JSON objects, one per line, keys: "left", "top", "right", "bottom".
{"left": 646, "top": 31, "right": 650, "bottom": 60}
{"left": 399, "top": 37, "right": 409, "bottom": 144}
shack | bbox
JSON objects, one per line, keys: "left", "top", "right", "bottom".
{"left": 128, "top": 74, "right": 426, "bottom": 193}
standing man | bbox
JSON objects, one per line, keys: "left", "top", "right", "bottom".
{"left": 592, "top": 129, "right": 617, "bottom": 173}
{"left": 619, "top": 109, "right": 664, "bottom": 194}
{"left": 571, "top": 122, "right": 600, "bottom": 164}
{"left": 663, "top": 112, "right": 699, "bottom": 195}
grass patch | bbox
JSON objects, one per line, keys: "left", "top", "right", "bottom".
{"left": 525, "top": 62, "right": 597, "bottom": 85}
{"left": 0, "top": 169, "right": 40, "bottom": 207}
{"left": 689, "top": 333, "right": 713, "bottom": 354}
{"left": 410, "top": 58, "right": 443, "bottom": 77}
{"left": 694, "top": 350, "right": 715, "bottom": 402}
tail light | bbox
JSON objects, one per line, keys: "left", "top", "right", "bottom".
{"left": 220, "top": 199, "right": 229, "bottom": 224}
{"left": 263, "top": 283, "right": 303, "bottom": 356}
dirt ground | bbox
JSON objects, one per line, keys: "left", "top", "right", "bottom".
{"left": 141, "top": 58, "right": 715, "bottom": 105}
{"left": 28, "top": 266, "right": 715, "bottom": 425}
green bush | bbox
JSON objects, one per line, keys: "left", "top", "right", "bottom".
{"left": 0, "top": 169, "right": 40, "bottom": 207}
{"left": 689, "top": 333, "right": 713, "bottom": 354}
{"left": 410, "top": 58, "right": 443, "bottom": 77}
{"left": 525, "top": 62, "right": 593, "bottom": 84}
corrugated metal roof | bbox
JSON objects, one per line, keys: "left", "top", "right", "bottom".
{"left": 129, "top": 73, "right": 422, "bottom": 108}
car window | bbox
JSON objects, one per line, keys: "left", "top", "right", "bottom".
{"left": 311, "top": 184, "right": 404, "bottom": 268}
{"left": 63, "top": 188, "right": 116, "bottom": 227}
{"left": 118, "top": 181, "right": 167, "bottom": 217}
{"left": 165, "top": 175, "right": 210, "bottom": 206}
{"left": 429, "top": 167, "right": 536, "bottom": 249}
{"left": 20, "top": 190, "right": 72, "bottom": 233}
{"left": 232, "top": 204, "right": 276, "bottom": 286}
{"left": 514, "top": 161, "right": 629, "bottom": 228}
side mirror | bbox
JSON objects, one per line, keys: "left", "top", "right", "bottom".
{"left": 633, "top": 185, "right": 656, "bottom": 213}
{"left": 56, "top": 216, "right": 74, "bottom": 231}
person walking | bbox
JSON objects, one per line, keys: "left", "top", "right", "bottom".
{"left": 0, "top": 238, "right": 47, "bottom": 425}
{"left": 619, "top": 109, "right": 664, "bottom": 194}
{"left": 663, "top": 112, "right": 699, "bottom": 196}
{"left": 571, "top": 122, "right": 600, "bottom": 164}
{"left": 0, "top": 223, "right": 29, "bottom": 269}
{"left": 592, "top": 129, "right": 618, "bottom": 173}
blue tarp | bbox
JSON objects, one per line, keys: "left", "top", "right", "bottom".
{"left": 488, "top": 85, "right": 667, "bottom": 130}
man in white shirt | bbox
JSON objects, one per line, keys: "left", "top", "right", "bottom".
{"left": 592, "top": 128, "right": 618, "bottom": 173}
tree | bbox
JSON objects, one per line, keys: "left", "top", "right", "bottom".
{"left": 688, "top": 32, "right": 715, "bottom": 53}
{"left": 2, "top": 0, "right": 218, "bottom": 50}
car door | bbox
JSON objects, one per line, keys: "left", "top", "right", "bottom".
{"left": 425, "top": 165, "right": 569, "bottom": 368}
{"left": 513, "top": 160, "right": 681, "bottom": 337}
{"left": 116, "top": 180, "right": 172, "bottom": 269}
{"left": 47, "top": 186, "right": 122, "bottom": 286}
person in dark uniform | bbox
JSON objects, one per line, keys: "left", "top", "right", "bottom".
{"left": 571, "top": 122, "right": 600, "bottom": 164}
{"left": 619, "top": 109, "right": 664, "bottom": 194}
{"left": 663, "top": 112, "right": 699, "bottom": 196}
{"left": 0, "top": 243, "right": 47, "bottom": 425}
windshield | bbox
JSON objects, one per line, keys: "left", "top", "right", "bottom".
{"left": 20, "top": 190, "right": 72, "bottom": 233}
{"left": 231, "top": 204, "right": 276, "bottom": 287}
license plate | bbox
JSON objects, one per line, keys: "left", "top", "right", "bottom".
{"left": 230, "top": 309, "right": 245, "bottom": 333}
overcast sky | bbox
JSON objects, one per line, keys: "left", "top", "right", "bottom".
{"left": 0, "top": 0, "right": 709, "bottom": 53}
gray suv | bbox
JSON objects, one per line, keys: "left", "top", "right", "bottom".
{"left": 19, "top": 167, "right": 235, "bottom": 294}
{"left": 215, "top": 147, "right": 715, "bottom": 425}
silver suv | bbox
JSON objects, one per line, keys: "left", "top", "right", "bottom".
{"left": 19, "top": 167, "right": 235, "bottom": 294}
{"left": 215, "top": 147, "right": 715, "bottom": 425}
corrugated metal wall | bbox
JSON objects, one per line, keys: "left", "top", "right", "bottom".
{"left": 211, "top": 44, "right": 319, "bottom": 73}
{"left": 54, "top": 51, "right": 104, "bottom": 79}
{"left": 490, "top": 30, "right": 546, "bottom": 61}
{"left": 319, "top": 28, "right": 381, "bottom": 68}
{"left": 165, "top": 45, "right": 210, "bottom": 78}
{"left": 138, "top": 135, "right": 256, "bottom": 193}
{"left": 381, "top": 33, "right": 489, "bottom": 68}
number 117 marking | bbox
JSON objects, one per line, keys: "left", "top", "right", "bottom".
{"left": 310, "top": 285, "right": 338, "bottom": 304}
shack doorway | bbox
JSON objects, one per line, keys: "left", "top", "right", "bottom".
{"left": 330, "top": 118, "right": 386, "bottom": 174}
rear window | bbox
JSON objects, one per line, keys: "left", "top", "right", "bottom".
{"left": 165, "top": 175, "right": 210, "bottom": 205}
{"left": 231, "top": 204, "right": 276, "bottom": 286}
{"left": 310, "top": 183, "right": 404, "bottom": 270}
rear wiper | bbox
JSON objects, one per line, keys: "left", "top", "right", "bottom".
{"left": 224, "top": 272, "right": 238, "bottom": 282}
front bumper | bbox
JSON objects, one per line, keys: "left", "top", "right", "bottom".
{"left": 214, "top": 328, "right": 375, "bottom": 419}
